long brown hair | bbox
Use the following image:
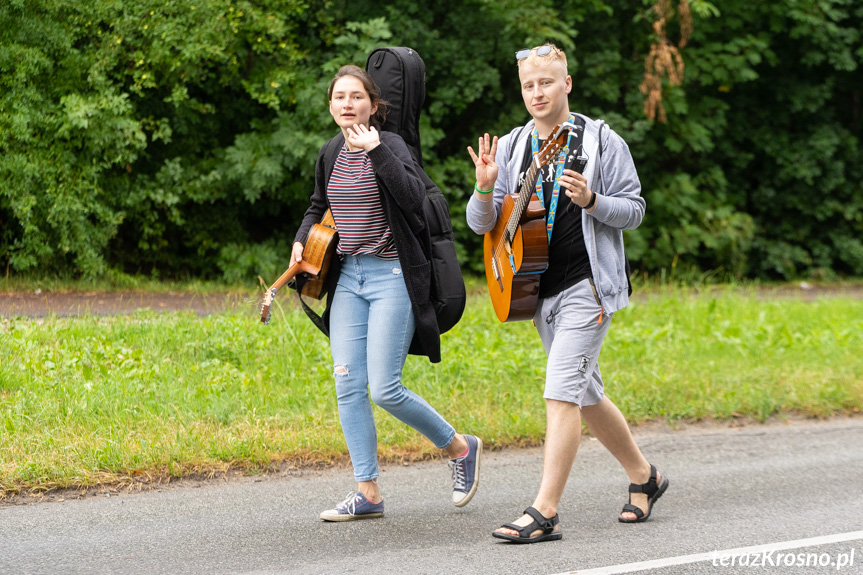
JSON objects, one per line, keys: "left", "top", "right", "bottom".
{"left": 327, "top": 65, "right": 389, "bottom": 126}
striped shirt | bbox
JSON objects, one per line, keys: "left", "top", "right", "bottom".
{"left": 327, "top": 146, "right": 398, "bottom": 259}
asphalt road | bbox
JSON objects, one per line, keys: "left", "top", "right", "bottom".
{"left": 2, "top": 417, "right": 862, "bottom": 575}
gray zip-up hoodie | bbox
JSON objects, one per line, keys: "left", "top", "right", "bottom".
{"left": 466, "top": 114, "right": 645, "bottom": 315}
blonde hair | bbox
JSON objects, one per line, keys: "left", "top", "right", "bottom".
{"left": 517, "top": 43, "right": 568, "bottom": 75}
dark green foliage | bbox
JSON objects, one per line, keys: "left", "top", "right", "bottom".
{"left": 1, "top": 0, "right": 861, "bottom": 280}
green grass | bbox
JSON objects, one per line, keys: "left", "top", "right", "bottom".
{"left": 1, "top": 286, "right": 862, "bottom": 495}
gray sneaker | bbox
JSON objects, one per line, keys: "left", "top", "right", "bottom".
{"left": 320, "top": 491, "right": 384, "bottom": 522}
{"left": 449, "top": 435, "right": 482, "bottom": 507}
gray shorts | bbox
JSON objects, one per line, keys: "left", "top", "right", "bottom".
{"left": 534, "top": 278, "right": 613, "bottom": 406}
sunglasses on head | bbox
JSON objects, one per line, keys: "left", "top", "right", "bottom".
{"left": 516, "top": 45, "right": 554, "bottom": 61}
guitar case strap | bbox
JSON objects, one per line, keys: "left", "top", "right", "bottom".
{"left": 295, "top": 275, "right": 329, "bottom": 334}
{"left": 293, "top": 135, "right": 344, "bottom": 336}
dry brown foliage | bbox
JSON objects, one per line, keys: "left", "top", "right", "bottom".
{"left": 640, "top": 0, "right": 693, "bottom": 123}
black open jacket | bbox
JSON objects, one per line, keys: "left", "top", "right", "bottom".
{"left": 293, "top": 131, "right": 440, "bottom": 363}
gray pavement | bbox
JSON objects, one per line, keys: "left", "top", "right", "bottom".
{"left": 2, "top": 417, "right": 862, "bottom": 575}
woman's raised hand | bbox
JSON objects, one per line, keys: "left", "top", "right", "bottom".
{"left": 346, "top": 124, "right": 381, "bottom": 151}
{"left": 467, "top": 133, "right": 498, "bottom": 194}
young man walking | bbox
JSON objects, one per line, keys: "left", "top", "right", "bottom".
{"left": 466, "top": 44, "right": 668, "bottom": 543}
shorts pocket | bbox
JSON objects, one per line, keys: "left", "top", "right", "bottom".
{"left": 587, "top": 278, "right": 602, "bottom": 306}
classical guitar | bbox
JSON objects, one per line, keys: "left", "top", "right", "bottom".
{"left": 483, "top": 122, "right": 575, "bottom": 322}
{"left": 260, "top": 210, "right": 338, "bottom": 325}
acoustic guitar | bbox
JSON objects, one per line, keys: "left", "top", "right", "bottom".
{"left": 260, "top": 210, "right": 338, "bottom": 325}
{"left": 483, "top": 122, "right": 575, "bottom": 322}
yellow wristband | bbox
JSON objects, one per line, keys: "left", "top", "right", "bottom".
{"left": 474, "top": 182, "right": 493, "bottom": 194}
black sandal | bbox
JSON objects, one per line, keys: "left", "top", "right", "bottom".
{"left": 492, "top": 506, "right": 562, "bottom": 543}
{"left": 619, "top": 463, "right": 669, "bottom": 523}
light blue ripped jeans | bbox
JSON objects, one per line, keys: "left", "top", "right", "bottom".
{"left": 330, "top": 254, "right": 455, "bottom": 482}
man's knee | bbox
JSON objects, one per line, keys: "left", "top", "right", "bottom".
{"left": 545, "top": 398, "right": 582, "bottom": 414}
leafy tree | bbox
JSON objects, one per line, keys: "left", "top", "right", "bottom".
{"left": 1, "top": 0, "right": 861, "bottom": 282}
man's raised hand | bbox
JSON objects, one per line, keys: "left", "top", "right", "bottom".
{"left": 467, "top": 133, "right": 498, "bottom": 194}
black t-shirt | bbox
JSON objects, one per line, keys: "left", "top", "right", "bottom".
{"left": 517, "top": 119, "right": 592, "bottom": 299}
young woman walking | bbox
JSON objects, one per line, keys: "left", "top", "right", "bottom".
{"left": 291, "top": 65, "right": 481, "bottom": 521}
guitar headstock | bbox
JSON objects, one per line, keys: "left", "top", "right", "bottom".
{"left": 260, "top": 287, "right": 278, "bottom": 325}
{"left": 535, "top": 122, "right": 577, "bottom": 166}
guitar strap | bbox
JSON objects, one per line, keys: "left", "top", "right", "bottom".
{"left": 295, "top": 275, "right": 329, "bottom": 334}
{"left": 531, "top": 114, "right": 580, "bottom": 243}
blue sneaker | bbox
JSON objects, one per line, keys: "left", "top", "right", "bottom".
{"left": 449, "top": 435, "right": 482, "bottom": 507}
{"left": 320, "top": 491, "right": 385, "bottom": 522}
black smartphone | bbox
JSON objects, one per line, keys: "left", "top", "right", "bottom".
{"left": 563, "top": 148, "right": 588, "bottom": 174}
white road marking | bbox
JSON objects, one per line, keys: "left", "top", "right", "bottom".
{"left": 551, "top": 530, "right": 863, "bottom": 575}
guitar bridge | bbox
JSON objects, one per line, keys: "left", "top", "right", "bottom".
{"left": 489, "top": 256, "right": 504, "bottom": 292}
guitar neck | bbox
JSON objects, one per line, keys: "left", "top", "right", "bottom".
{"left": 505, "top": 159, "right": 543, "bottom": 239}
{"left": 502, "top": 121, "right": 575, "bottom": 239}
{"left": 267, "top": 262, "right": 302, "bottom": 294}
